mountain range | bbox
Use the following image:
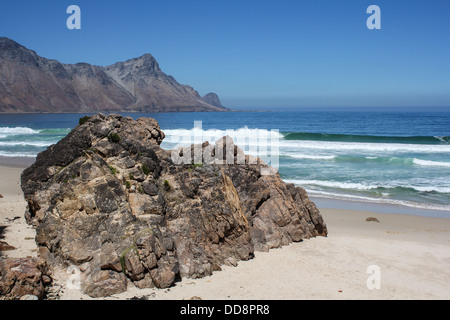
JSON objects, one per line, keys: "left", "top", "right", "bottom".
{"left": 0, "top": 37, "right": 227, "bottom": 113}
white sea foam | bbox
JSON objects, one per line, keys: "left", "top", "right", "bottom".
{"left": 409, "top": 185, "right": 450, "bottom": 193}
{"left": 283, "top": 179, "right": 450, "bottom": 194}
{"left": 0, "top": 141, "right": 52, "bottom": 147}
{"left": 282, "top": 154, "right": 336, "bottom": 160}
{"left": 277, "top": 139, "right": 450, "bottom": 153}
{"left": 413, "top": 158, "right": 450, "bottom": 168}
{"left": 0, "top": 151, "right": 37, "bottom": 158}
{"left": 284, "top": 179, "right": 377, "bottom": 191}
{"left": 0, "top": 127, "right": 40, "bottom": 138}
{"left": 164, "top": 127, "right": 283, "bottom": 141}
{"left": 162, "top": 128, "right": 450, "bottom": 154}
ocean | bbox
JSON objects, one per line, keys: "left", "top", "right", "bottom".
{"left": 1, "top": 111, "right": 449, "bottom": 217}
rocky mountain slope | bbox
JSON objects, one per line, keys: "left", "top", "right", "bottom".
{"left": 0, "top": 37, "right": 227, "bottom": 113}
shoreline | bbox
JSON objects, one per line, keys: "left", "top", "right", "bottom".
{"left": 312, "top": 197, "right": 450, "bottom": 219}
{"left": 0, "top": 156, "right": 36, "bottom": 169}
{"left": 1, "top": 156, "right": 447, "bottom": 219}
{"left": 1, "top": 164, "right": 449, "bottom": 299}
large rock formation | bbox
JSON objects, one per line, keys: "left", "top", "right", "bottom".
{"left": 20, "top": 114, "right": 327, "bottom": 297}
{"left": 0, "top": 37, "right": 228, "bottom": 113}
{"left": 0, "top": 257, "right": 52, "bottom": 300}
{"left": 202, "top": 92, "right": 223, "bottom": 108}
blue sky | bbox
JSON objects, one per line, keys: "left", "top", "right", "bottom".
{"left": 1, "top": 0, "right": 449, "bottom": 109}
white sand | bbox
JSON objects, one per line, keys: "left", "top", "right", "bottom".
{"left": 0, "top": 165, "right": 37, "bottom": 258}
{"left": 1, "top": 164, "right": 449, "bottom": 300}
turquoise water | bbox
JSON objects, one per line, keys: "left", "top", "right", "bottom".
{"left": 1, "top": 111, "right": 449, "bottom": 216}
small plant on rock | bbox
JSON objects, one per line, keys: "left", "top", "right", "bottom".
{"left": 108, "top": 133, "right": 121, "bottom": 143}
{"left": 164, "top": 179, "right": 171, "bottom": 191}
{"left": 78, "top": 116, "right": 90, "bottom": 125}
{"left": 141, "top": 164, "right": 150, "bottom": 175}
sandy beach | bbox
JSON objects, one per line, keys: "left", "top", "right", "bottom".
{"left": 1, "top": 163, "right": 449, "bottom": 300}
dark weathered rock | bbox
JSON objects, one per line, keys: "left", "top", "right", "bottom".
{"left": 20, "top": 114, "right": 327, "bottom": 297}
{"left": 0, "top": 240, "right": 16, "bottom": 252}
{"left": 0, "top": 257, "right": 52, "bottom": 300}
{"left": 82, "top": 269, "right": 128, "bottom": 298}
